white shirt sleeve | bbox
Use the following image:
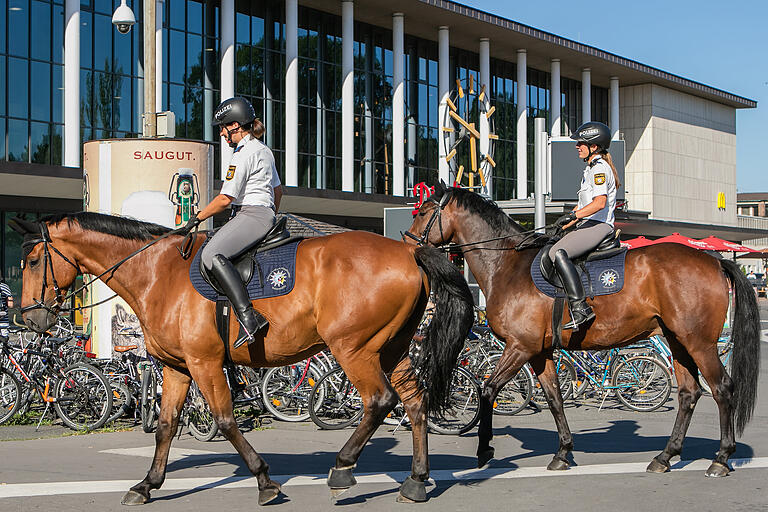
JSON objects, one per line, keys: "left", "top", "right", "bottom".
{"left": 589, "top": 162, "right": 610, "bottom": 198}
{"left": 220, "top": 150, "right": 251, "bottom": 199}
{"left": 267, "top": 149, "right": 281, "bottom": 188}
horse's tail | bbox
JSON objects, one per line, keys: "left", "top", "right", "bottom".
{"left": 413, "top": 245, "right": 475, "bottom": 416}
{"left": 719, "top": 259, "right": 761, "bottom": 435}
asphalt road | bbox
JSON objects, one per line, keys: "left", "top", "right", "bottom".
{"left": 2, "top": 305, "right": 768, "bottom": 511}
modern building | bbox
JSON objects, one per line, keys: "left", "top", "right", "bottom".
{"left": 0, "top": 0, "right": 762, "bottom": 296}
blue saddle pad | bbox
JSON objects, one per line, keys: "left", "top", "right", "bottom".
{"left": 531, "top": 247, "right": 627, "bottom": 298}
{"left": 190, "top": 239, "right": 301, "bottom": 302}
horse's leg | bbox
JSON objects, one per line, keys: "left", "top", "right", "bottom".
{"left": 187, "top": 362, "right": 283, "bottom": 504}
{"left": 647, "top": 344, "right": 703, "bottom": 473}
{"left": 326, "top": 358, "right": 398, "bottom": 498}
{"left": 122, "top": 365, "right": 191, "bottom": 505}
{"left": 694, "top": 346, "right": 735, "bottom": 477}
{"left": 529, "top": 353, "right": 574, "bottom": 470}
{"left": 476, "top": 348, "right": 530, "bottom": 468}
{"left": 389, "top": 356, "right": 429, "bottom": 503}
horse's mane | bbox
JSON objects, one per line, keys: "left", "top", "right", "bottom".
{"left": 42, "top": 212, "right": 171, "bottom": 241}
{"left": 444, "top": 187, "right": 524, "bottom": 236}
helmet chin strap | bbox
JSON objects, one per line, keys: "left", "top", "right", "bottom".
{"left": 223, "top": 125, "right": 242, "bottom": 148}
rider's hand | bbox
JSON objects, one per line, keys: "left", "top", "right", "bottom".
{"left": 554, "top": 212, "right": 577, "bottom": 229}
{"left": 181, "top": 213, "right": 202, "bottom": 234}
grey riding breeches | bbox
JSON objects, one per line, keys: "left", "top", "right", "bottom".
{"left": 548, "top": 220, "right": 613, "bottom": 261}
{"left": 201, "top": 205, "right": 276, "bottom": 270}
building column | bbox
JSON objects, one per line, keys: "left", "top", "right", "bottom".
{"left": 516, "top": 49, "right": 527, "bottom": 199}
{"left": 220, "top": 0, "right": 235, "bottom": 178}
{"left": 392, "top": 13, "right": 405, "bottom": 196}
{"left": 341, "top": 0, "right": 354, "bottom": 192}
{"left": 581, "top": 67, "right": 591, "bottom": 124}
{"left": 285, "top": 0, "right": 298, "bottom": 186}
{"left": 156, "top": 0, "right": 164, "bottom": 112}
{"left": 610, "top": 76, "right": 620, "bottom": 140}
{"left": 64, "top": 0, "right": 79, "bottom": 167}
{"left": 479, "top": 37, "right": 491, "bottom": 197}
{"left": 550, "top": 58, "right": 561, "bottom": 137}
{"left": 438, "top": 26, "right": 450, "bottom": 185}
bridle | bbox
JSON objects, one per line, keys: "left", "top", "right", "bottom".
{"left": 401, "top": 191, "right": 452, "bottom": 247}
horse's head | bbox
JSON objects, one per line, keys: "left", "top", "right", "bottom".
{"left": 403, "top": 181, "right": 459, "bottom": 247}
{"left": 8, "top": 217, "right": 80, "bottom": 333}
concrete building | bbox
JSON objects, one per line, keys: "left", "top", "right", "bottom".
{"left": 0, "top": 0, "right": 762, "bottom": 296}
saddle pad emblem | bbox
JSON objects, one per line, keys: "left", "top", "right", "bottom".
{"left": 267, "top": 267, "right": 290, "bottom": 290}
{"left": 226, "top": 165, "right": 236, "bottom": 180}
{"left": 594, "top": 173, "right": 606, "bottom": 185}
{"left": 599, "top": 269, "right": 619, "bottom": 288}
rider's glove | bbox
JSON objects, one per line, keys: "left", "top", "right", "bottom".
{"left": 554, "top": 212, "right": 578, "bottom": 229}
{"left": 181, "top": 213, "right": 202, "bottom": 234}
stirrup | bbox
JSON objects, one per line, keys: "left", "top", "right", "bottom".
{"left": 563, "top": 305, "right": 595, "bottom": 330}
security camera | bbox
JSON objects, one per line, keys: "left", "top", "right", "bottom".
{"left": 112, "top": 0, "right": 136, "bottom": 35}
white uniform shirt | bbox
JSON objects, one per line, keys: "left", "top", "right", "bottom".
{"left": 576, "top": 157, "right": 616, "bottom": 226}
{"left": 220, "top": 135, "right": 282, "bottom": 209}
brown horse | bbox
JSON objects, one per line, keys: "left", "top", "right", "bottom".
{"left": 10, "top": 212, "right": 474, "bottom": 505}
{"left": 405, "top": 184, "right": 760, "bottom": 477}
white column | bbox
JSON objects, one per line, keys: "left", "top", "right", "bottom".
{"left": 581, "top": 67, "right": 591, "bottom": 124}
{"left": 284, "top": 0, "right": 298, "bottom": 186}
{"left": 534, "top": 117, "right": 547, "bottom": 232}
{"left": 550, "top": 59, "right": 561, "bottom": 137}
{"left": 155, "top": 0, "right": 164, "bottom": 112}
{"left": 438, "top": 26, "right": 450, "bottom": 184}
{"left": 63, "top": 0, "right": 79, "bottom": 167}
{"left": 220, "top": 0, "right": 235, "bottom": 179}
{"left": 610, "top": 76, "right": 620, "bottom": 140}
{"left": 341, "top": 0, "right": 354, "bottom": 192}
{"left": 479, "top": 38, "right": 491, "bottom": 198}
{"left": 516, "top": 49, "right": 527, "bottom": 199}
{"left": 392, "top": 13, "right": 405, "bottom": 196}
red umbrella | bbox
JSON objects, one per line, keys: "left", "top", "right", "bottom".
{"left": 653, "top": 233, "right": 719, "bottom": 251}
{"left": 621, "top": 236, "right": 656, "bottom": 249}
{"left": 699, "top": 236, "right": 759, "bottom": 253}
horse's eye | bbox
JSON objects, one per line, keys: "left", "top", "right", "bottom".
{"left": 418, "top": 210, "right": 426, "bottom": 217}
{"left": 28, "top": 258, "right": 39, "bottom": 268}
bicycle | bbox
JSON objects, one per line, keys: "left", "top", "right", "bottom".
{"left": 260, "top": 351, "right": 335, "bottom": 422}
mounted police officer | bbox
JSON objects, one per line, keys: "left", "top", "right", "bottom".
{"left": 184, "top": 97, "right": 283, "bottom": 347}
{"left": 550, "top": 121, "right": 620, "bottom": 330}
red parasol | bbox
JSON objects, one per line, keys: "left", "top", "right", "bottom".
{"left": 653, "top": 233, "right": 719, "bottom": 251}
{"left": 698, "top": 236, "right": 759, "bottom": 253}
{"left": 621, "top": 236, "right": 656, "bottom": 249}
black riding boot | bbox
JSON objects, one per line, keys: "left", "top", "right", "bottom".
{"left": 553, "top": 249, "right": 595, "bottom": 330}
{"left": 210, "top": 254, "right": 269, "bottom": 348}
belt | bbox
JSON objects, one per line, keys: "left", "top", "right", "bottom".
{"left": 229, "top": 205, "right": 241, "bottom": 219}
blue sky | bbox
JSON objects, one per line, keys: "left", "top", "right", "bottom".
{"left": 459, "top": 0, "right": 766, "bottom": 193}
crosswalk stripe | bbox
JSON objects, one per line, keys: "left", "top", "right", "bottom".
{"left": 1, "top": 457, "right": 767, "bottom": 499}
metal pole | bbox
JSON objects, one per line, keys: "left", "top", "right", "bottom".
{"left": 534, "top": 117, "right": 547, "bottom": 233}
{"left": 143, "top": 0, "right": 156, "bottom": 137}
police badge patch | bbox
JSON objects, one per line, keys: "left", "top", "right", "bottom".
{"left": 226, "top": 165, "right": 236, "bottom": 180}
{"left": 594, "top": 173, "right": 606, "bottom": 185}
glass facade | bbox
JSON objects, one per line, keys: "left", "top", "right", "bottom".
{"left": 1, "top": 0, "right": 608, "bottom": 198}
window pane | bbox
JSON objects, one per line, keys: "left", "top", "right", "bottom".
{"left": 252, "top": 16, "right": 264, "bottom": 47}
{"left": 30, "top": 122, "right": 49, "bottom": 164}
{"left": 0, "top": 121, "right": 5, "bottom": 160}
{"left": 93, "top": 72, "right": 112, "bottom": 130}
{"left": 187, "top": 0, "right": 202, "bottom": 34}
{"left": 0, "top": 0, "right": 6, "bottom": 54}
{"left": 0, "top": 56, "right": 5, "bottom": 117}
{"left": 53, "top": 65, "right": 63, "bottom": 124}
{"left": 8, "top": 0, "right": 28, "bottom": 57}
{"left": 7, "top": 119, "right": 28, "bottom": 162}
{"left": 80, "top": 11, "right": 93, "bottom": 68}
{"left": 93, "top": 0, "right": 111, "bottom": 15}
{"left": 31, "top": 1, "right": 51, "bottom": 61}
{"left": 80, "top": 69, "right": 93, "bottom": 128}
{"left": 114, "top": 74, "right": 131, "bottom": 133}
{"left": 94, "top": 13, "right": 112, "bottom": 72}
{"left": 169, "top": 0, "right": 185, "bottom": 30}
{"left": 169, "top": 83, "right": 185, "bottom": 137}
{"left": 53, "top": 3, "right": 64, "bottom": 63}
{"left": 186, "top": 33, "right": 202, "bottom": 86}
{"left": 30, "top": 62, "right": 51, "bottom": 122}
{"left": 169, "top": 30, "right": 185, "bottom": 84}
{"left": 51, "top": 124, "right": 62, "bottom": 165}
{"left": 8, "top": 58, "right": 29, "bottom": 119}
{"left": 114, "top": 20, "right": 132, "bottom": 75}
{"left": 236, "top": 12, "right": 250, "bottom": 44}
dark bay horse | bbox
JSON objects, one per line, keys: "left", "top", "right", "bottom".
{"left": 10, "top": 212, "right": 474, "bottom": 505}
{"left": 405, "top": 184, "right": 760, "bottom": 477}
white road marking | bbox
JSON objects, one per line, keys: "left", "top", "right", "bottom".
{"left": 761, "top": 329, "right": 768, "bottom": 342}
{"left": 1, "top": 457, "right": 767, "bottom": 499}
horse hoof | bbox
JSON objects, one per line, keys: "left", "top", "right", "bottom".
{"left": 327, "top": 466, "right": 357, "bottom": 490}
{"left": 477, "top": 448, "right": 495, "bottom": 468}
{"left": 546, "top": 457, "right": 569, "bottom": 471}
{"left": 258, "top": 483, "right": 282, "bottom": 505}
{"left": 646, "top": 459, "right": 670, "bottom": 474}
{"left": 121, "top": 490, "right": 149, "bottom": 506}
{"left": 397, "top": 476, "right": 427, "bottom": 503}
{"left": 705, "top": 462, "right": 730, "bottom": 478}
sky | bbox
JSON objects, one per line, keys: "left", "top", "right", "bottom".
{"left": 459, "top": 0, "right": 767, "bottom": 193}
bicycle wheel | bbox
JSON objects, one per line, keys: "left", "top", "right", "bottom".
{"left": 105, "top": 381, "right": 134, "bottom": 424}
{"left": 309, "top": 366, "right": 364, "bottom": 430}
{"left": 140, "top": 366, "right": 158, "bottom": 433}
{"left": 531, "top": 356, "right": 575, "bottom": 408}
{"left": 186, "top": 381, "right": 218, "bottom": 442}
{"left": 0, "top": 367, "right": 22, "bottom": 424}
{"left": 612, "top": 355, "right": 672, "bottom": 412}
{"left": 427, "top": 366, "right": 481, "bottom": 435}
{"left": 53, "top": 363, "right": 113, "bottom": 430}
{"left": 261, "top": 363, "right": 323, "bottom": 422}
{"left": 482, "top": 355, "right": 533, "bottom": 416}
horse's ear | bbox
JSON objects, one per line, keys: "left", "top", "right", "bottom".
{"left": 8, "top": 217, "right": 38, "bottom": 235}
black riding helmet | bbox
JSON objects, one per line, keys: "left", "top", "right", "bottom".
{"left": 212, "top": 97, "right": 256, "bottom": 127}
{"left": 570, "top": 121, "right": 611, "bottom": 151}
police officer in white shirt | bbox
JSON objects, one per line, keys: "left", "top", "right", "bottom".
{"left": 550, "top": 121, "right": 620, "bottom": 330}
{"left": 184, "top": 97, "right": 282, "bottom": 347}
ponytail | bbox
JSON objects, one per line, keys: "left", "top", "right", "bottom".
{"left": 600, "top": 150, "right": 621, "bottom": 189}
{"left": 247, "top": 118, "right": 266, "bottom": 139}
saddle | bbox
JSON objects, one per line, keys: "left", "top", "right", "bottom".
{"left": 539, "top": 229, "right": 624, "bottom": 288}
{"left": 199, "top": 216, "right": 295, "bottom": 295}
